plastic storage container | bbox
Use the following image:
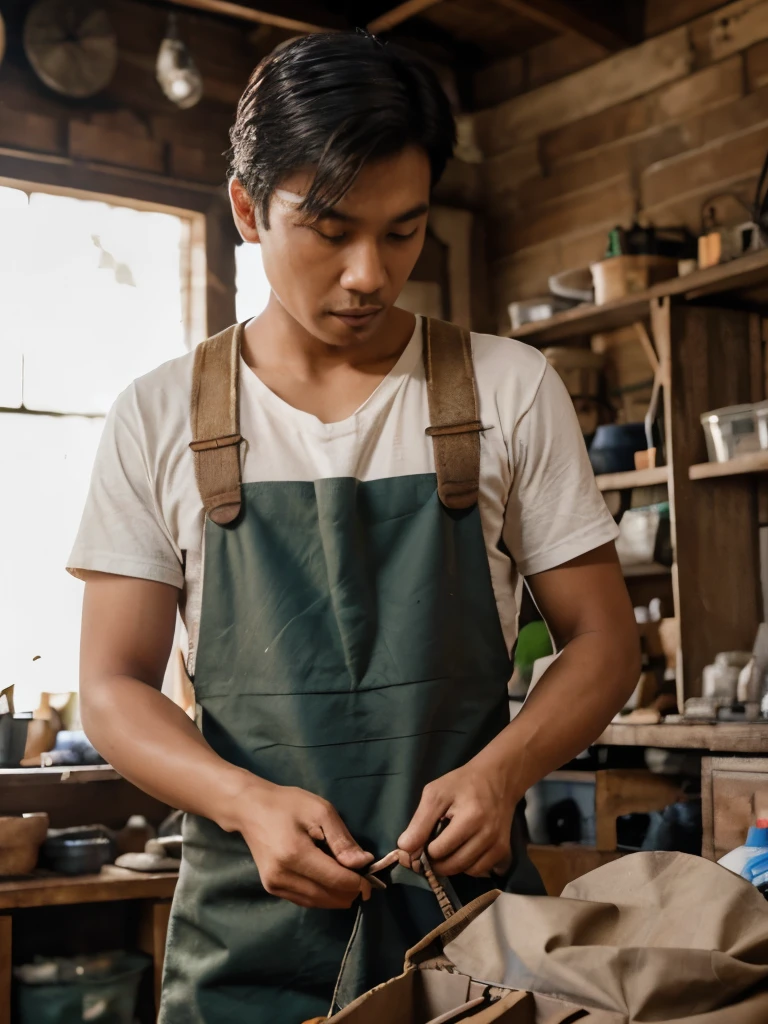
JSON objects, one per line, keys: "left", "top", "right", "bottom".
{"left": 589, "top": 422, "right": 647, "bottom": 474}
{"left": 701, "top": 401, "right": 768, "bottom": 462}
{"left": 615, "top": 502, "right": 672, "bottom": 568}
{"left": 508, "top": 297, "right": 572, "bottom": 330}
{"left": 718, "top": 820, "right": 768, "bottom": 895}
{"left": 14, "top": 953, "right": 150, "bottom": 1024}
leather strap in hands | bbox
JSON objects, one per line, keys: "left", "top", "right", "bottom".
{"left": 189, "top": 322, "right": 243, "bottom": 526}
{"left": 423, "top": 318, "right": 482, "bottom": 510}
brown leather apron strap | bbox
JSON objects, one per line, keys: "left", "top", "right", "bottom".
{"left": 190, "top": 316, "right": 480, "bottom": 522}
{"left": 423, "top": 318, "right": 482, "bottom": 510}
{"left": 189, "top": 322, "right": 243, "bottom": 526}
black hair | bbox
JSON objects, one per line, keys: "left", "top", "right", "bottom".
{"left": 228, "top": 32, "right": 456, "bottom": 228}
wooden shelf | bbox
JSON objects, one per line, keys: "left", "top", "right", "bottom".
{"left": 595, "top": 721, "right": 768, "bottom": 753}
{"left": 622, "top": 562, "right": 672, "bottom": 577}
{"left": 596, "top": 466, "right": 669, "bottom": 491}
{"left": 512, "top": 292, "right": 652, "bottom": 345}
{"left": 689, "top": 451, "right": 768, "bottom": 480}
{"left": 0, "top": 764, "right": 120, "bottom": 786}
{"left": 0, "top": 870, "right": 177, "bottom": 910}
{"left": 509, "top": 247, "right": 768, "bottom": 345}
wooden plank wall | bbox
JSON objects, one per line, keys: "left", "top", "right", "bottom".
{"left": 475, "top": 0, "right": 768, "bottom": 333}
{"left": 0, "top": 0, "right": 266, "bottom": 189}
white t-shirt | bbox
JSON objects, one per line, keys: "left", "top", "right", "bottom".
{"left": 68, "top": 317, "right": 618, "bottom": 673}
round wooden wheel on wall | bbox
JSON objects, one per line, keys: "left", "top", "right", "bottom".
{"left": 24, "top": 0, "right": 117, "bottom": 99}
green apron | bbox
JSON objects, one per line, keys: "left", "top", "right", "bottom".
{"left": 160, "top": 333, "right": 543, "bottom": 1024}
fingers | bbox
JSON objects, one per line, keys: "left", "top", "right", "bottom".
{"left": 430, "top": 832, "right": 490, "bottom": 877}
{"left": 262, "top": 846, "right": 368, "bottom": 909}
{"left": 426, "top": 813, "right": 477, "bottom": 862}
{"left": 269, "top": 874, "right": 363, "bottom": 910}
{"left": 398, "top": 781, "right": 451, "bottom": 855}
{"left": 259, "top": 827, "right": 366, "bottom": 907}
{"left": 300, "top": 843, "right": 369, "bottom": 895}
{"left": 315, "top": 806, "right": 373, "bottom": 871}
{"left": 432, "top": 834, "right": 511, "bottom": 878}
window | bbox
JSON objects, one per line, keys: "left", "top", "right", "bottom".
{"left": 0, "top": 183, "right": 200, "bottom": 711}
{"left": 235, "top": 240, "right": 271, "bottom": 322}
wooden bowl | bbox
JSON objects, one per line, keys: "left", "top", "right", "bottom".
{"left": 0, "top": 813, "right": 49, "bottom": 876}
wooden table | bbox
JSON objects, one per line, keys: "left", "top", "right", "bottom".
{"left": 0, "top": 870, "right": 177, "bottom": 1024}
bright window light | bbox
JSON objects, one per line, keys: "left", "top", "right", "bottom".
{"left": 0, "top": 186, "right": 194, "bottom": 710}
{"left": 235, "top": 241, "right": 271, "bottom": 322}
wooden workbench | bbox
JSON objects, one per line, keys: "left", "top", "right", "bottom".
{"left": 0, "top": 871, "right": 177, "bottom": 1024}
{"left": 595, "top": 722, "right": 768, "bottom": 753}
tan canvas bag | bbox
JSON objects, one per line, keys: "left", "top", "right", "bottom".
{"left": 323, "top": 852, "right": 768, "bottom": 1024}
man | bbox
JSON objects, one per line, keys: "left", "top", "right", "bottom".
{"left": 69, "top": 31, "right": 639, "bottom": 1024}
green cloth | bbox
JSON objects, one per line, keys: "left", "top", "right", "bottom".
{"left": 514, "top": 621, "right": 553, "bottom": 671}
{"left": 160, "top": 474, "right": 542, "bottom": 1023}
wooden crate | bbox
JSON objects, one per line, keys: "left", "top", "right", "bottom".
{"left": 702, "top": 756, "right": 768, "bottom": 860}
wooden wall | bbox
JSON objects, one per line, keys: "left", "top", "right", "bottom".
{"left": 474, "top": 0, "right": 768, "bottom": 334}
{"left": 0, "top": 0, "right": 280, "bottom": 334}
{"left": 0, "top": 0, "right": 267, "bottom": 188}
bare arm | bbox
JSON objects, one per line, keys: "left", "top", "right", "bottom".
{"left": 399, "top": 542, "right": 640, "bottom": 874}
{"left": 80, "top": 573, "right": 372, "bottom": 907}
{"left": 496, "top": 541, "right": 641, "bottom": 795}
{"left": 80, "top": 573, "right": 242, "bottom": 817}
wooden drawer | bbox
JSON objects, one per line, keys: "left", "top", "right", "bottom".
{"left": 702, "top": 756, "right": 768, "bottom": 860}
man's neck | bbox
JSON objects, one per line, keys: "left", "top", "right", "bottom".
{"left": 241, "top": 296, "right": 415, "bottom": 380}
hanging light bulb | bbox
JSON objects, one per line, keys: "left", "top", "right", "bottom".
{"left": 156, "top": 14, "right": 203, "bottom": 109}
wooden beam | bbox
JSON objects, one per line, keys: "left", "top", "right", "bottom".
{"left": 488, "top": 0, "right": 631, "bottom": 51}
{"left": 367, "top": 0, "right": 443, "bottom": 34}
{"left": 164, "top": 0, "right": 343, "bottom": 33}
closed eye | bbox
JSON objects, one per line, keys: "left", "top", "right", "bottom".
{"left": 388, "top": 228, "right": 419, "bottom": 242}
{"left": 311, "top": 227, "right": 347, "bottom": 244}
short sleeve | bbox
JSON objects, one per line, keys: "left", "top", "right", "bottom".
{"left": 67, "top": 384, "right": 184, "bottom": 588}
{"left": 503, "top": 362, "right": 619, "bottom": 577}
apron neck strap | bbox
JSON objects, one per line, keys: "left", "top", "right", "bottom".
{"left": 188, "top": 316, "right": 482, "bottom": 522}
{"left": 189, "top": 322, "right": 243, "bottom": 525}
{"left": 423, "top": 318, "right": 482, "bottom": 510}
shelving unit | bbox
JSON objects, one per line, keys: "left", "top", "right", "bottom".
{"left": 510, "top": 247, "right": 768, "bottom": 347}
{"left": 0, "top": 764, "right": 120, "bottom": 786}
{"left": 595, "top": 467, "right": 669, "bottom": 491}
{"left": 596, "top": 721, "right": 768, "bottom": 753}
{"left": 689, "top": 452, "right": 768, "bottom": 480}
{"left": 0, "top": 872, "right": 177, "bottom": 1024}
{"left": 512, "top": 251, "right": 768, "bottom": 704}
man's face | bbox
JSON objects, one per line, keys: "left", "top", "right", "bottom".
{"left": 230, "top": 146, "right": 431, "bottom": 346}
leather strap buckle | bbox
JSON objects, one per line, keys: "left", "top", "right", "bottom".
{"left": 189, "top": 433, "right": 242, "bottom": 453}
{"left": 425, "top": 421, "right": 483, "bottom": 438}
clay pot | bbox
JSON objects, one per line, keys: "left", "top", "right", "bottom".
{"left": 0, "top": 813, "right": 49, "bottom": 876}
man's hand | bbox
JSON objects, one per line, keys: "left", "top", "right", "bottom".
{"left": 397, "top": 748, "right": 517, "bottom": 878}
{"left": 399, "top": 543, "right": 639, "bottom": 882}
{"left": 233, "top": 776, "right": 375, "bottom": 909}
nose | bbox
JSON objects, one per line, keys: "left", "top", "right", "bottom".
{"left": 339, "top": 238, "right": 387, "bottom": 296}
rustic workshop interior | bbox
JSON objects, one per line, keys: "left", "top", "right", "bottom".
{"left": 5, "top": 0, "right": 768, "bottom": 1020}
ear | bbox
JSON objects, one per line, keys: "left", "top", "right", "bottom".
{"left": 229, "top": 178, "right": 260, "bottom": 244}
